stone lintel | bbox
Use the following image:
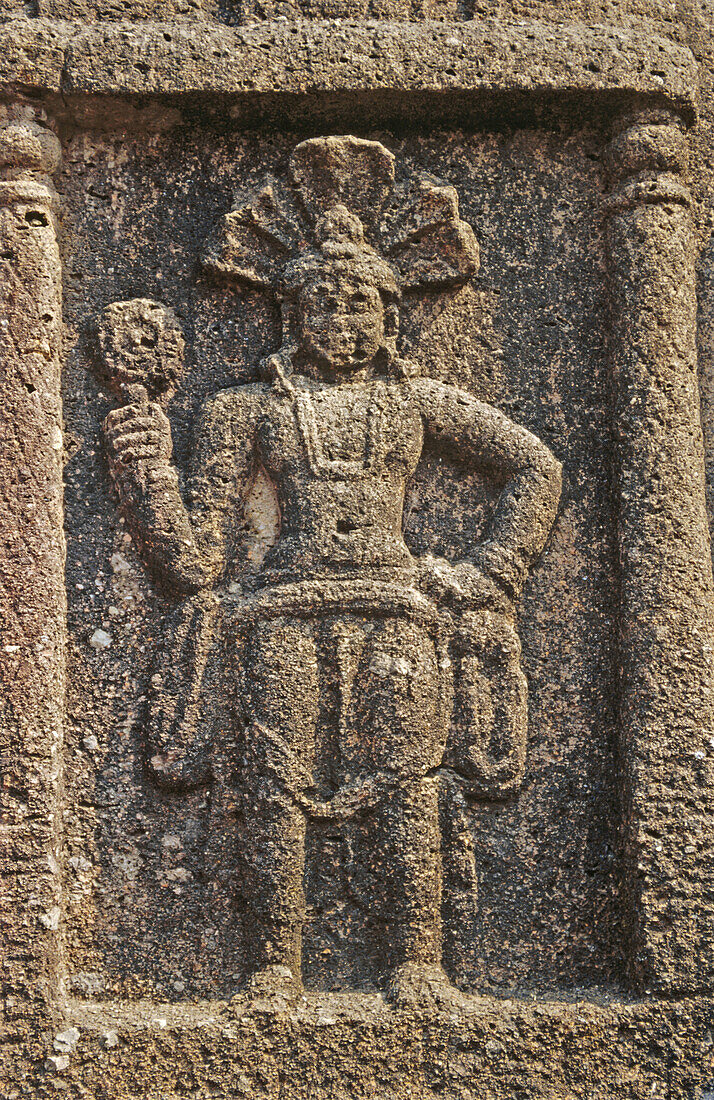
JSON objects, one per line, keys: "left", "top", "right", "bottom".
{"left": 0, "top": 17, "right": 698, "bottom": 121}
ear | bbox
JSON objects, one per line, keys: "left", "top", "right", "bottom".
{"left": 380, "top": 302, "right": 400, "bottom": 372}
{"left": 280, "top": 296, "right": 299, "bottom": 346}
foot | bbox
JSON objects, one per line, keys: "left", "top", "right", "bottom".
{"left": 233, "top": 965, "right": 302, "bottom": 1014}
{"left": 385, "top": 962, "right": 467, "bottom": 1012}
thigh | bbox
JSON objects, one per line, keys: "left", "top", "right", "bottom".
{"left": 243, "top": 616, "right": 319, "bottom": 783}
{"left": 347, "top": 617, "right": 443, "bottom": 777}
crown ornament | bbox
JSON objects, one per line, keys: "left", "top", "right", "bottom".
{"left": 201, "top": 136, "right": 479, "bottom": 295}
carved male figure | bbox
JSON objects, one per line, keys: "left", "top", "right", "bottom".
{"left": 101, "top": 138, "right": 561, "bottom": 1005}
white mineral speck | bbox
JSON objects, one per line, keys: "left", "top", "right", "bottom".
{"left": 89, "top": 629, "right": 112, "bottom": 651}
{"left": 110, "top": 551, "right": 131, "bottom": 574}
{"left": 53, "top": 1027, "right": 80, "bottom": 1054}
{"left": 45, "top": 1054, "right": 69, "bottom": 1072}
{"left": 68, "top": 854, "right": 92, "bottom": 873}
{"left": 38, "top": 906, "right": 60, "bottom": 930}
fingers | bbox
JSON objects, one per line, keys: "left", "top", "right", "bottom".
{"left": 107, "top": 416, "right": 156, "bottom": 439}
{"left": 103, "top": 402, "right": 172, "bottom": 469}
{"left": 104, "top": 403, "right": 143, "bottom": 431}
{"left": 108, "top": 430, "right": 169, "bottom": 464}
{"left": 418, "top": 555, "right": 511, "bottom": 614}
{"left": 104, "top": 402, "right": 169, "bottom": 433}
{"left": 107, "top": 420, "right": 163, "bottom": 451}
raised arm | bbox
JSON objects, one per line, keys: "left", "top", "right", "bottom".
{"left": 414, "top": 377, "right": 562, "bottom": 602}
{"left": 104, "top": 387, "right": 260, "bottom": 595}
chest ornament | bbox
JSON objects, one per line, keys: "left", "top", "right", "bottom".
{"left": 292, "top": 381, "right": 390, "bottom": 480}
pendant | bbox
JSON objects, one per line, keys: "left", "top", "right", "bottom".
{"left": 293, "top": 381, "right": 388, "bottom": 480}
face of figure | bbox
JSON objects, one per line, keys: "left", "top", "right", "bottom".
{"left": 297, "top": 272, "right": 388, "bottom": 377}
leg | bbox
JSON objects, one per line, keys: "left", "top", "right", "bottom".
{"left": 240, "top": 616, "right": 318, "bottom": 998}
{"left": 349, "top": 617, "right": 454, "bottom": 1004}
{"left": 376, "top": 776, "right": 442, "bottom": 970}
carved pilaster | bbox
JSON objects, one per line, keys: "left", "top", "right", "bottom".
{"left": 605, "top": 110, "right": 714, "bottom": 992}
{"left": 0, "top": 104, "right": 65, "bottom": 1022}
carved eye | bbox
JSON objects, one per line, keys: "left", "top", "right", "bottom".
{"left": 309, "top": 291, "right": 336, "bottom": 312}
{"left": 350, "top": 291, "right": 371, "bottom": 313}
{"left": 306, "top": 283, "right": 338, "bottom": 312}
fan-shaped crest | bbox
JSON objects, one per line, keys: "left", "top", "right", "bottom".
{"left": 381, "top": 178, "right": 480, "bottom": 290}
{"left": 289, "top": 136, "right": 395, "bottom": 229}
{"left": 201, "top": 136, "right": 479, "bottom": 294}
{"left": 202, "top": 179, "right": 301, "bottom": 290}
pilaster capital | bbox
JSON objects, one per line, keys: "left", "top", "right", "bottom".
{"left": 604, "top": 108, "right": 691, "bottom": 216}
{"left": 0, "top": 101, "right": 61, "bottom": 208}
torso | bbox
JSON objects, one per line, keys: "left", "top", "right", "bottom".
{"left": 254, "top": 377, "right": 424, "bottom": 583}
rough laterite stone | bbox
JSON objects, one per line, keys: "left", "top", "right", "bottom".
{"left": 2, "top": 1, "right": 714, "bottom": 1098}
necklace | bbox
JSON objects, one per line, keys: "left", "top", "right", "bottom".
{"left": 293, "top": 380, "right": 389, "bottom": 480}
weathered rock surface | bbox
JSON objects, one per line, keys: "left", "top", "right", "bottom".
{"left": 2, "top": 0, "right": 714, "bottom": 1097}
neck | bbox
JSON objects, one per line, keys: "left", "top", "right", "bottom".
{"left": 295, "top": 351, "right": 378, "bottom": 386}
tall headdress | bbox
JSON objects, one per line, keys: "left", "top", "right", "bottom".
{"left": 202, "top": 136, "right": 479, "bottom": 303}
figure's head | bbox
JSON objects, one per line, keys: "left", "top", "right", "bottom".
{"left": 204, "top": 137, "right": 480, "bottom": 392}
{"left": 283, "top": 206, "right": 400, "bottom": 378}
{"left": 96, "top": 298, "right": 185, "bottom": 403}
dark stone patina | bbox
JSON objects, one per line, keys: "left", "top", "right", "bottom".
{"left": 2, "top": 5, "right": 714, "bottom": 1098}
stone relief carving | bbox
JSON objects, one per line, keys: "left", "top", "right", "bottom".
{"left": 97, "top": 136, "right": 562, "bottom": 1007}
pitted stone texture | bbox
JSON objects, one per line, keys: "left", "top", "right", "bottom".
{"left": 6, "top": 992, "right": 714, "bottom": 1100}
{"left": 0, "top": 107, "right": 65, "bottom": 1063}
{"left": 96, "top": 136, "right": 560, "bottom": 1004}
{"left": 605, "top": 114, "right": 714, "bottom": 994}
{"left": 56, "top": 125, "right": 614, "bottom": 1008}
{"left": 1, "top": 0, "right": 714, "bottom": 1096}
{"left": 0, "top": 18, "right": 698, "bottom": 117}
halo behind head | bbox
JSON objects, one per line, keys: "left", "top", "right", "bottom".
{"left": 202, "top": 136, "right": 479, "bottom": 296}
